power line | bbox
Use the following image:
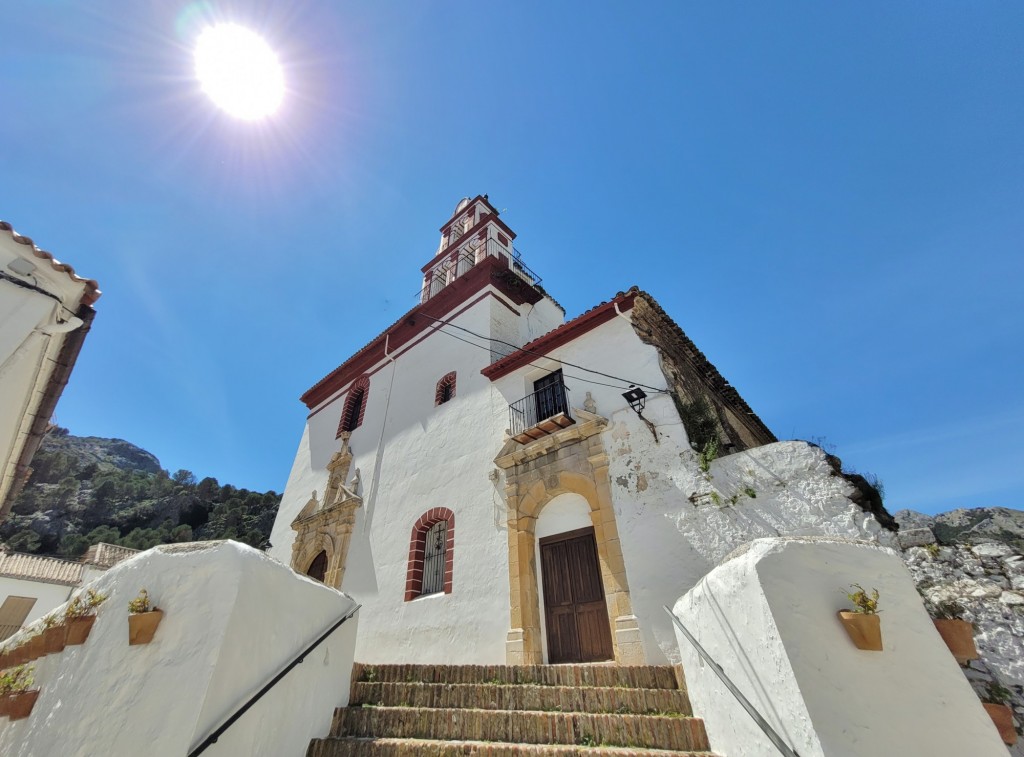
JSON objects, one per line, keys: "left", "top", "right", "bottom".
{"left": 428, "top": 325, "right": 642, "bottom": 393}
{"left": 419, "top": 312, "right": 668, "bottom": 394}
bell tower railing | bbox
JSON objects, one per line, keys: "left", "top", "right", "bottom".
{"left": 420, "top": 237, "right": 541, "bottom": 303}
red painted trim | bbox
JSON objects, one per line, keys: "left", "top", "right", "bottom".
{"left": 335, "top": 375, "right": 370, "bottom": 437}
{"left": 421, "top": 214, "right": 517, "bottom": 274}
{"left": 435, "top": 372, "right": 456, "bottom": 405}
{"left": 481, "top": 293, "right": 636, "bottom": 381}
{"left": 303, "top": 256, "right": 540, "bottom": 410}
{"left": 437, "top": 195, "right": 504, "bottom": 234}
{"left": 307, "top": 289, "right": 515, "bottom": 419}
{"left": 404, "top": 508, "right": 455, "bottom": 601}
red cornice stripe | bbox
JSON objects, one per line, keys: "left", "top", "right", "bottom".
{"left": 481, "top": 293, "right": 636, "bottom": 381}
{"left": 301, "top": 256, "right": 542, "bottom": 410}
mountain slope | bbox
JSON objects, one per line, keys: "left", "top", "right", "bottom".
{"left": 0, "top": 427, "right": 281, "bottom": 557}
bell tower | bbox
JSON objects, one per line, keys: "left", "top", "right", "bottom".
{"left": 420, "top": 195, "right": 532, "bottom": 302}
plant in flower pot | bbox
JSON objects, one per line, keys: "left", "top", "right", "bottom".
{"left": 931, "top": 600, "right": 978, "bottom": 666}
{"left": 837, "top": 584, "right": 883, "bottom": 651}
{"left": 128, "top": 589, "right": 163, "bottom": 646}
{"left": 64, "top": 588, "right": 107, "bottom": 646}
{"left": 40, "top": 613, "right": 67, "bottom": 656}
{"left": 982, "top": 681, "right": 1018, "bottom": 746}
{"left": 0, "top": 664, "right": 39, "bottom": 721}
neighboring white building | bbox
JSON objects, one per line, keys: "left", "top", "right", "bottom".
{"left": 269, "top": 196, "right": 896, "bottom": 666}
{"left": 0, "top": 221, "right": 100, "bottom": 521}
{"left": 0, "top": 542, "right": 138, "bottom": 638}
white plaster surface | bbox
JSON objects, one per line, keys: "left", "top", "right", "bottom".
{"left": 607, "top": 429, "right": 894, "bottom": 664}
{"left": 0, "top": 576, "right": 75, "bottom": 629}
{"left": 271, "top": 293, "right": 896, "bottom": 666}
{"left": 270, "top": 288, "right": 558, "bottom": 664}
{"left": 0, "top": 231, "right": 91, "bottom": 511}
{"left": 0, "top": 541, "right": 358, "bottom": 757}
{"left": 674, "top": 537, "right": 1007, "bottom": 757}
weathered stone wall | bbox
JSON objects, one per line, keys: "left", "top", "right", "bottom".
{"left": 898, "top": 510, "right": 1024, "bottom": 752}
{"left": 629, "top": 291, "right": 776, "bottom": 452}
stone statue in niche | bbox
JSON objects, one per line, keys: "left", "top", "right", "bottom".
{"left": 583, "top": 391, "right": 597, "bottom": 414}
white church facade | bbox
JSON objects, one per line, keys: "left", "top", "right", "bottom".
{"left": 268, "top": 196, "right": 895, "bottom": 667}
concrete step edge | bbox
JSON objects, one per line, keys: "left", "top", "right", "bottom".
{"left": 309, "top": 736, "right": 717, "bottom": 757}
{"left": 332, "top": 706, "right": 710, "bottom": 751}
{"left": 350, "top": 682, "right": 692, "bottom": 715}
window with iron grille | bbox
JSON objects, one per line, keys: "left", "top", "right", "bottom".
{"left": 337, "top": 375, "right": 370, "bottom": 437}
{"left": 405, "top": 507, "right": 455, "bottom": 601}
{"left": 435, "top": 371, "right": 456, "bottom": 406}
{"left": 421, "top": 521, "right": 447, "bottom": 595}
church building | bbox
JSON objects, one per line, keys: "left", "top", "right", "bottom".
{"left": 268, "top": 196, "right": 891, "bottom": 666}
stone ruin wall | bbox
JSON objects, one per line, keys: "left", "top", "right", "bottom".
{"left": 898, "top": 514, "right": 1024, "bottom": 753}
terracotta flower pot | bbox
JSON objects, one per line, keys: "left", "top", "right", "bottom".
{"left": 7, "top": 690, "right": 39, "bottom": 721}
{"left": 8, "top": 645, "right": 25, "bottom": 666}
{"left": 0, "top": 694, "right": 11, "bottom": 718}
{"left": 65, "top": 616, "right": 96, "bottom": 646}
{"left": 837, "top": 611, "right": 883, "bottom": 651}
{"left": 933, "top": 619, "right": 978, "bottom": 665}
{"left": 983, "top": 702, "right": 1017, "bottom": 746}
{"left": 128, "top": 610, "right": 164, "bottom": 645}
{"left": 42, "top": 625, "right": 67, "bottom": 656}
{"left": 0, "top": 650, "right": 10, "bottom": 669}
{"left": 25, "top": 635, "right": 44, "bottom": 661}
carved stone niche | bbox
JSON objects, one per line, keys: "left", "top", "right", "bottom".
{"left": 291, "top": 433, "right": 362, "bottom": 589}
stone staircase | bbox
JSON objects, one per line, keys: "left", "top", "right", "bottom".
{"left": 307, "top": 663, "right": 716, "bottom": 756}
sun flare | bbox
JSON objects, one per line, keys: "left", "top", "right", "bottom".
{"left": 194, "top": 24, "right": 284, "bottom": 120}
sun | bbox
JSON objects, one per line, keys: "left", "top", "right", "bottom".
{"left": 194, "top": 24, "right": 284, "bottom": 120}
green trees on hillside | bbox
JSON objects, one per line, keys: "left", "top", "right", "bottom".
{"left": 1, "top": 438, "right": 281, "bottom": 558}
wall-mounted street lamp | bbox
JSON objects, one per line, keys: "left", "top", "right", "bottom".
{"left": 622, "top": 386, "right": 658, "bottom": 443}
{"left": 622, "top": 386, "right": 647, "bottom": 416}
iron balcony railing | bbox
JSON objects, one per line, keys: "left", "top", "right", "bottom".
{"left": 420, "top": 237, "right": 542, "bottom": 303}
{"left": 509, "top": 379, "right": 571, "bottom": 438}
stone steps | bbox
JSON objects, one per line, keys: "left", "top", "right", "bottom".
{"left": 351, "top": 682, "right": 692, "bottom": 716}
{"left": 332, "top": 706, "right": 710, "bottom": 752}
{"left": 307, "top": 663, "right": 716, "bottom": 757}
{"left": 308, "top": 737, "right": 712, "bottom": 757}
{"left": 352, "top": 663, "right": 680, "bottom": 689}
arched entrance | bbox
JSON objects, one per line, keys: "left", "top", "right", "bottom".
{"left": 504, "top": 468, "right": 643, "bottom": 665}
{"left": 306, "top": 550, "right": 328, "bottom": 582}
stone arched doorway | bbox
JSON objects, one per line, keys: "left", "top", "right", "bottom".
{"left": 504, "top": 467, "right": 643, "bottom": 665}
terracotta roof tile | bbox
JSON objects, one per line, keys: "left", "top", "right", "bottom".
{"left": 81, "top": 542, "right": 139, "bottom": 569}
{"left": 0, "top": 550, "right": 84, "bottom": 586}
{"left": 0, "top": 221, "right": 101, "bottom": 306}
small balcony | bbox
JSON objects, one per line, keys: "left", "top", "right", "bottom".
{"left": 508, "top": 379, "right": 575, "bottom": 444}
{"left": 421, "top": 237, "right": 542, "bottom": 303}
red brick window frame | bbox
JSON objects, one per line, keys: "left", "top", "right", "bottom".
{"left": 435, "top": 371, "right": 457, "bottom": 406}
{"left": 336, "top": 375, "right": 370, "bottom": 438}
{"left": 405, "top": 507, "right": 455, "bottom": 601}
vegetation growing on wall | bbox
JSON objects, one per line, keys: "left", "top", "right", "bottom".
{"left": 672, "top": 394, "right": 720, "bottom": 453}
{"left": 1, "top": 428, "right": 281, "bottom": 557}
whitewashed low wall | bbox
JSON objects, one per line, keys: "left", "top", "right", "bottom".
{"left": 673, "top": 537, "right": 1006, "bottom": 757}
{"left": 0, "top": 541, "right": 358, "bottom": 757}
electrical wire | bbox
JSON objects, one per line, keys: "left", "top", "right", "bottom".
{"left": 427, "top": 322, "right": 659, "bottom": 393}
{"left": 418, "top": 311, "right": 669, "bottom": 394}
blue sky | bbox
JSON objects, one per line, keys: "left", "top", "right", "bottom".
{"left": 2, "top": 2, "right": 1021, "bottom": 515}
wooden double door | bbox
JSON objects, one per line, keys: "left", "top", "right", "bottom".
{"left": 539, "top": 527, "right": 614, "bottom": 664}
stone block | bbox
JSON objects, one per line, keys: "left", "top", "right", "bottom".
{"left": 898, "top": 527, "right": 937, "bottom": 549}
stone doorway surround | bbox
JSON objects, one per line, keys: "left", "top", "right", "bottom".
{"left": 495, "top": 409, "right": 644, "bottom": 665}
{"left": 291, "top": 433, "right": 362, "bottom": 589}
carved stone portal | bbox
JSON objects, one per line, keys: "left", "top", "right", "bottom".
{"left": 291, "top": 433, "right": 362, "bottom": 588}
